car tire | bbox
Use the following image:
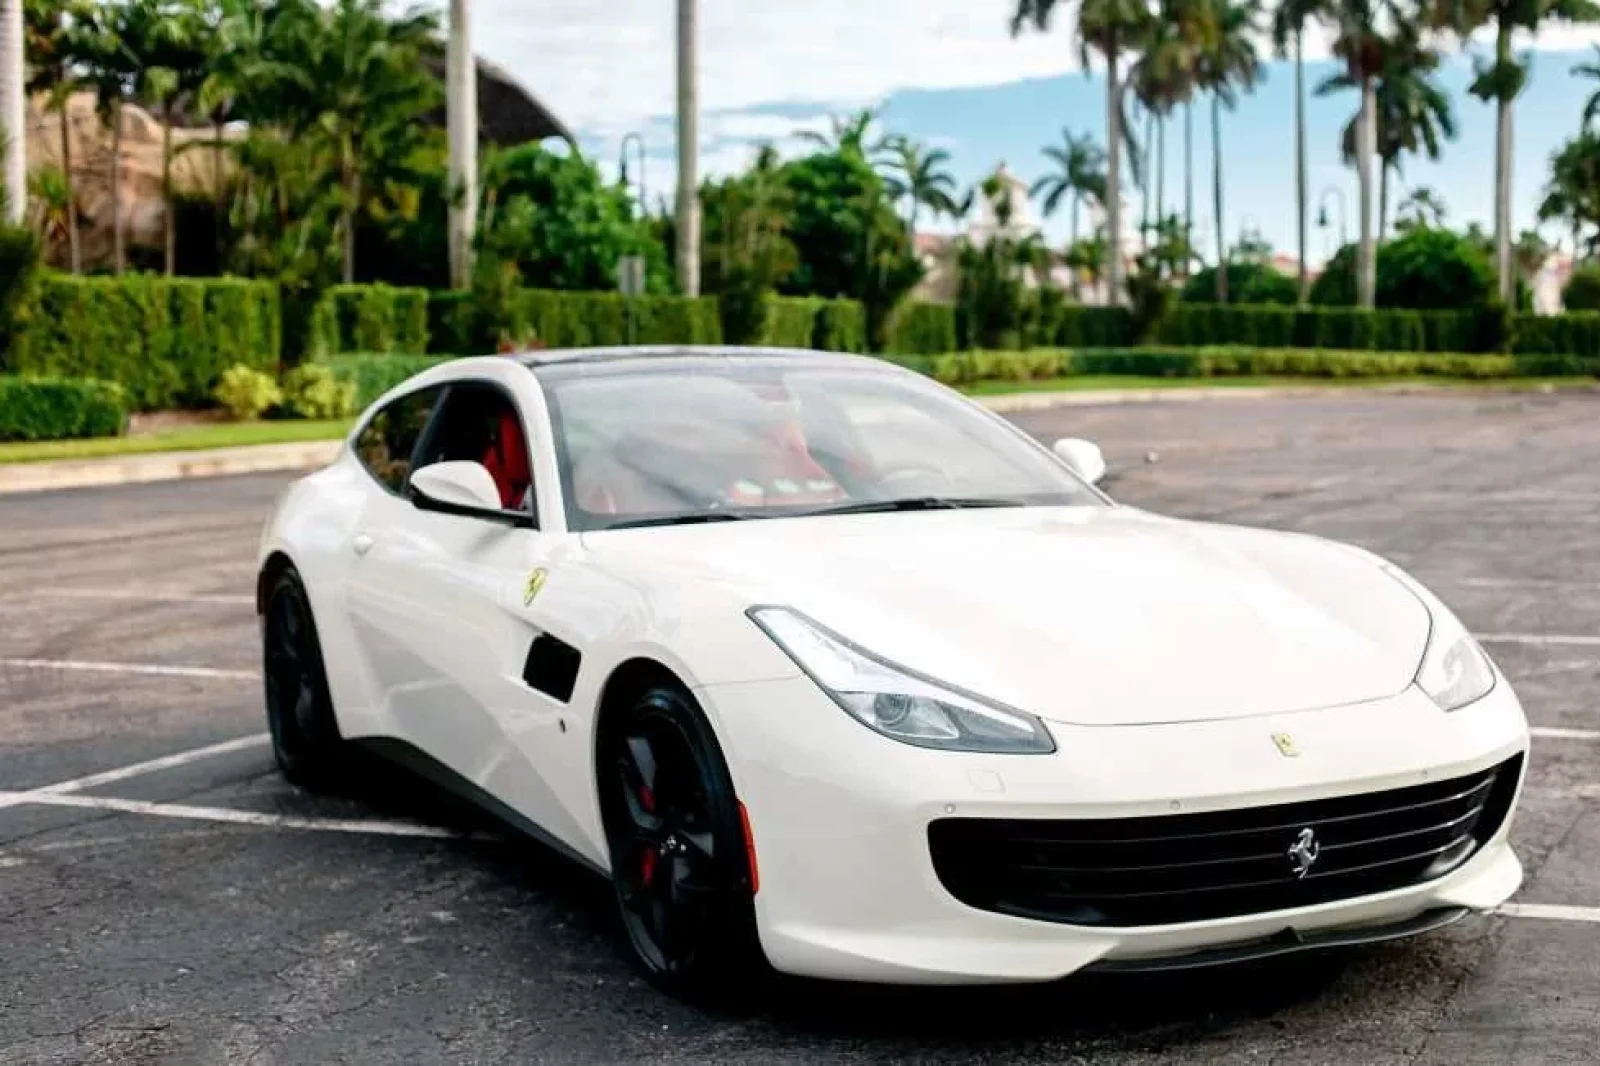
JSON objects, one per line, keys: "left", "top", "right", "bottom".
{"left": 261, "top": 567, "right": 346, "bottom": 790}
{"left": 598, "top": 684, "right": 764, "bottom": 1003}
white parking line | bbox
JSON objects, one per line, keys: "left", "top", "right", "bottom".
{"left": 0, "top": 790, "right": 468, "bottom": 840}
{"left": 34, "top": 734, "right": 270, "bottom": 796}
{"left": 27, "top": 588, "right": 255, "bottom": 607}
{"left": 0, "top": 856, "right": 26, "bottom": 868}
{"left": 1498, "top": 903, "right": 1600, "bottom": 924}
{"left": 1480, "top": 634, "right": 1600, "bottom": 647}
{"left": 0, "top": 658, "right": 259, "bottom": 681}
{"left": 1531, "top": 727, "right": 1600, "bottom": 741}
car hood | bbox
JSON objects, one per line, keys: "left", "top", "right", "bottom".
{"left": 580, "top": 507, "right": 1431, "bottom": 727}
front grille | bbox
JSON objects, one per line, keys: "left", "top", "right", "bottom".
{"left": 928, "top": 754, "right": 1523, "bottom": 928}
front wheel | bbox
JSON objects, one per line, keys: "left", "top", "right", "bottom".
{"left": 598, "top": 685, "right": 762, "bottom": 1002}
{"left": 262, "top": 567, "right": 346, "bottom": 790}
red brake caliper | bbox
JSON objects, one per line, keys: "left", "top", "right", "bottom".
{"left": 638, "top": 785, "right": 657, "bottom": 886}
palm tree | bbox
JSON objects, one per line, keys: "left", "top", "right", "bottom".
{"left": 265, "top": 0, "right": 440, "bottom": 283}
{"left": 1435, "top": 0, "right": 1600, "bottom": 305}
{"left": 1321, "top": 0, "right": 1413, "bottom": 309}
{"left": 1029, "top": 128, "right": 1106, "bottom": 265}
{"left": 1576, "top": 45, "right": 1600, "bottom": 131}
{"left": 1195, "top": 0, "right": 1263, "bottom": 303}
{"left": 135, "top": 0, "right": 210, "bottom": 276}
{"left": 1131, "top": 3, "right": 1205, "bottom": 257}
{"left": 880, "top": 137, "right": 958, "bottom": 240}
{"left": 1272, "top": 0, "right": 1323, "bottom": 303}
{"left": 0, "top": 0, "right": 23, "bottom": 225}
{"left": 1394, "top": 184, "right": 1447, "bottom": 230}
{"left": 1012, "top": 0, "right": 1154, "bottom": 307}
{"left": 798, "top": 107, "right": 887, "bottom": 159}
{"left": 72, "top": 2, "right": 139, "bottom": 274}
{"left": 1324, "top": 42, "right": 1455, "bottom": 242}
{"left": 1538, "top": 129, "right": 1600, "bottom": 259}
{"left": 24, "top": 0, "right": 85, "bottom": 272}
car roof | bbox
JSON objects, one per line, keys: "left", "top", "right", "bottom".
{"left": 515, "top": 345, "right": 891, "bottom": 375}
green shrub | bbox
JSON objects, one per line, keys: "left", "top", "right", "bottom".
{"left": 884, "top": 302, "right": 958, "bottom": 354}
{"left": 756, "top": 296, "right": 821, "bottom": 347}
{"left": 1180, "top": 262, "right": 1299, "bottom": 305}
{"left": 1513, "top": 311, "right": 1600, "bottom": 358}
{"left": 0, "top": 375, "right": 126, "bottom": 441}
{"left": 814, "top": 299, "right": 868, "bottom": 352}
{"left": 6, "top": 274, "right": 279, "bottom": 411}
{"left": 308, "top": 283, "right": 429, "bottom": 360}
{"left": 327, "top": 353, "right": 453, "bottom": 410}
{"left": 0, "top": 225, "right": 41, "bottom": 356}
{"left": 1564, "top": 264, "right": 1600, "bottom": 312}
{"left": 511, "top": 289, "right": 723, "bottom": 348}
{"left": 214, "top": 364, "right": 282, "bottom": 421}
{"left": 427, "top": 290, "right": 479, "bottom": 354}
{"left": 1053, "top": 306, "right": 1136, "bottom": 347}
{"left": 280, "top": 364, "right": 358, "bottom": 420}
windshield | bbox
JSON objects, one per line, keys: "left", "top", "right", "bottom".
{"left": 535, "top": 357, "right": 1104, "bottom": 532}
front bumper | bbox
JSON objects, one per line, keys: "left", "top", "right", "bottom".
{"left": 697, "top": 674, "right": 1528, "bottom": 985}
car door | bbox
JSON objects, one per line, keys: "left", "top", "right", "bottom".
{"left": 343, "top": 377, "right": 565, "bottom": 801}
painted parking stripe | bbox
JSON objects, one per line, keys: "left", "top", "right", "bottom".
{"left": 1531, "top": 727, "right": 1600, "bottom": 741}
{"left": 0, "top": 790, "right": 470, "bottom": 840}
{"left": 0, "top": 856, "right": 27, "bottom": 869}
{"left": 28, "top": 588, "right": 255, "bottom": 607}
{"left": 34, "top": 734, "right": 271, "bottom": 796}
{"left": 1480, "top": 634, "right": 1600, "bottom": 647}
{"left": 1498, "top": 903, "right": 1600, "bottom": 924}
{"left": 0, "top": 658, "right": 259, "bottom": 681}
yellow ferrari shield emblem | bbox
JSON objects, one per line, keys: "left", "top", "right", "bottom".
{"left": 522, "top": 567, "right": 548, "bottom": 607}
{"left": 1272, "top": 732, "right": 1300, "bottom": 758}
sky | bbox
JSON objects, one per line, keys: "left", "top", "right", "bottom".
{"left": 442, "top": 1, "right": 1600, "bottom": 265}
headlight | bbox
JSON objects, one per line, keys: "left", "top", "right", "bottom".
{"left": 1416, "top": 606, "right": 1496, "bottom": 712}
{"left": 748, "top": 607, "right": 1055, "bottom": 754}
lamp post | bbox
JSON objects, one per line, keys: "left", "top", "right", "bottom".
{"left": 619, "top": 132, "right": 646, "bottom": 214}
{"left": 675, "top": 0, "right": 700, "bottom": 296}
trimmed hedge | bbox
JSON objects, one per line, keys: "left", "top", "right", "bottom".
{"left": 1514, "top": 311, "right": 1600, "bottom": 359}
{"left": 1154, "top": 304, "right": 1508, "bottom": 353}
{"left": 5, "top": 275, "right": 279, "bottom": 411}
{"left": 514, "top": 289, "right": 722, "bottom": 348}
{"left": 427, "top": 290, "right": 478, "bottom": 355}
{"left": 757, "top": 297, "right": 821, "bottom": 348}
{"left": 1043, "top": 305, "right": 1137, "bottom": 348}
{"left": 309, "top": 284, "right": 429, "bottom": 360}
{"left": 814, "top": 299, "right": 868, "bottom": 353}
{"left": 885, "top": 302, "right": 958, "bottom": 355}
{"left": 883, "top": 346, "right": 1600, "bottom": 387}
{"left": 327, "top": 353, "right": 454, "bottom": 410}
{"left": 0, "top": 375, "right": 126, "bottom": 441}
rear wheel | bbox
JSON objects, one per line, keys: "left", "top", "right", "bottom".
{"left": 262, "top": 568, "right": 345, "bottom": 789}
{"left": 598, "top": 685, "right": 762, "bottom": 1002}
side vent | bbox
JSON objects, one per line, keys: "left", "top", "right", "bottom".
{"left": 523, "top": 633, "right": 581, "bottom": 703}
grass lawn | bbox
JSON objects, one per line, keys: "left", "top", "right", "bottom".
{"left": 0, "top": 418, "right": 353, "bottom": 464}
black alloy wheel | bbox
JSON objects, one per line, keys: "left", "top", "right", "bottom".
{"left": 262, "top": 568, "right": 345, "bottom": 789}
{"left": 600, "top": 686, "right": 760, "bottom": 1000}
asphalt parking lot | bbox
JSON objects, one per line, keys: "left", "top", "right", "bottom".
{"left": 3, "top": 388, "right": 1599, "bottom": 1065}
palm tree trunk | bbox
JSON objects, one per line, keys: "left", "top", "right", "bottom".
{"left": 0, "top": 0, "right": 22, "bottom": 225}
{"left": 111, "top": 100, "right": 125, "bottom": 276}
{"left": 1212, "top": 92, "right": 1227, "bottom": 304}
{"left": 1105, "top": 48, "right": 1124, "bottom": 307}
{"left": 446, "top": 0, "right": 478, "bottom": 289}
{"left": 213, "top": 120, "right": 225, "bottom": 265}
{"left": 1184, "top": 100, "right": 1193, "bottom": 278}
{"left": 1155, "top": 115, "right": 1165, "bottom": 231}
{"left": 675, "top": 0, "right": 701, "bottom": 296}
{"left": 162, "top": 105, "right": 175, "bottom": 276}
{"left": 1493, "top": 21, "right": 1513, "bottom": 305}
{"left": 1294, "top": 29, "right": 1309, "bottom": 305}
{"left": 1378, "top": 162, "right": 1389, "bottom": 246}
{"left": 1140, "top": 109, "right": 1154, "bottom": 250}
{"left": 60, "top": 106, "right": 81, "bottom": 274}
{"left": 1356, "top": 75, "right": 1376, "bottom": 309}
{"left": 1069, "top": 190, "right": 1081, "bottom": 301}
{"left": 342, "top": 167, "right": 358, "bottom": 284}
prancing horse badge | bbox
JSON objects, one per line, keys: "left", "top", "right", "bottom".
{"left": 523, "top": 567, "right": 548, "bottom": 607}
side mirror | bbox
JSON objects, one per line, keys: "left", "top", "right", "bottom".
{"left": 1052, "top": 437, "right": 1106, "bottom": 485}
{"left": 410, "top": 461, "right": 533, "bottom": 527}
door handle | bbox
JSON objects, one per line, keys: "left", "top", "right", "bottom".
{"left": 351, "top": 533, "right": 375, "bottom": 556}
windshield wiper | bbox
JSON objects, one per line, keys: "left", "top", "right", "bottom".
{"left": 600, "top": 511, "right": 769, "bottom": 530}
{"left": 798, "top": 496, "right": 1027, "bottom": 518}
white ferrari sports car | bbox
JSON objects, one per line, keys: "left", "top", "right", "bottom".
{"left": 257, "top": 346, "right": 1528, "bottom": 998}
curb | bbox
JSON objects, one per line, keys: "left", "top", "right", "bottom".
{"left": 0, "top": 440, "right": 343, "bottom": 496}
{"left": 974, "top": 380, "right": 1580, "bottom": 413}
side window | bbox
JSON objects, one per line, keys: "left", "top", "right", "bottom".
{"left": 414, "top": 383, "right": 536, "bottom": 516}
{"left": 354, "top": 386, "right": 442, "bottom": 494}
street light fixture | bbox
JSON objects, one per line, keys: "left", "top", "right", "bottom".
{"left": 1317, "top": 185, "right": 1348, "bottom": 248}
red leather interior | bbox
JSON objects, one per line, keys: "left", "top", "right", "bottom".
{"left": 481, "top": 412, "right": 531, "bottom": 508}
